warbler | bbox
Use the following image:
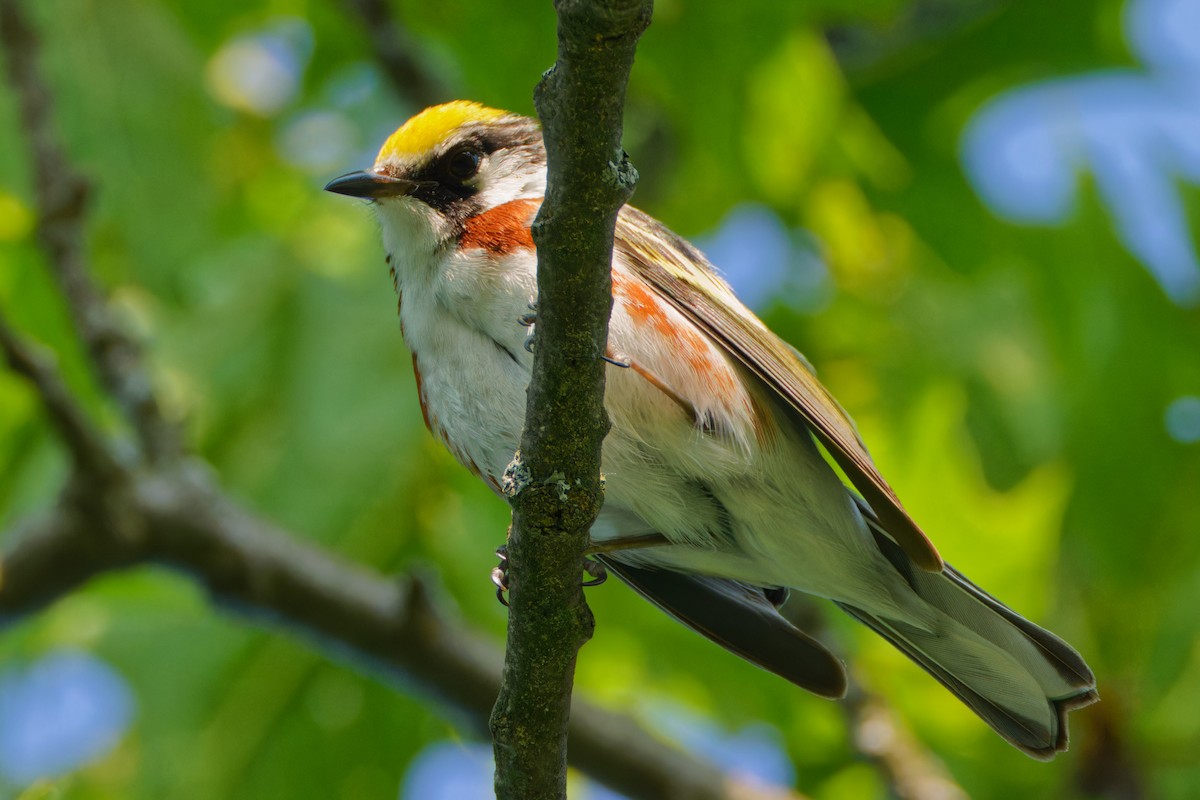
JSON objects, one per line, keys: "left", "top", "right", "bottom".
{"left": 326, "top": 101, "right": 1097, "bottom": 759}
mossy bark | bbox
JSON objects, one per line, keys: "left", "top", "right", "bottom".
{"left": 489, "top": 2, "right": 653, "bottom": 799}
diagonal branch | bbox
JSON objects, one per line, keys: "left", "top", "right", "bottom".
{"left": 0, "top": 0, "right": 179, "bottom": 463}
{"left": 0, "top": 311, "right": 120, "bottom": 479}
{"left": 844, "top": 684, "right": 969, "bottom": 800}
{"left": 825, "top": 0, "right": 1005, "bottom": 73}
{"left": 0, "top": 466, "right": 803, "bottom": 800}
{"left": 340, "top": 0, "right": 448, "bottom": 108}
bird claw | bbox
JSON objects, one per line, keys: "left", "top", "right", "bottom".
{"left": 492, "top": 545, "right": 510, "bottom": 606}
{"left": 520, "top": 302, "right": 538, "bottom": 354}
{"left": 582, "top": 557, "right": 608, "bottom": 586}
{"left": 490, "top": 545, "right": 608, "bottom": 603}
{"left": 519, "top": 301, "right": 538, "bottom": 328}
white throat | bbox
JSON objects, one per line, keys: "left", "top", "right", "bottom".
{"left": 375, "top": 197, "right": 456, "bottom": 289}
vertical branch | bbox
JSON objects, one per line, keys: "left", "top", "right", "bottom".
{"left": 489, "top": 1, "right": 652, "bottom": 799}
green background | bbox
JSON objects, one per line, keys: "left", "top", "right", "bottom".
{"left": 0, "top": 0, "right": 1195, "bottom": 797}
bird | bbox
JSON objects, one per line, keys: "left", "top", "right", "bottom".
{"left": 325, "top": 100, "right": 1098, "bottom": 759}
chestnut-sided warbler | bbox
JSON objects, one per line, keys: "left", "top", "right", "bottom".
{"left": 326, "top": 101, "right": 1097, "bottom": 758}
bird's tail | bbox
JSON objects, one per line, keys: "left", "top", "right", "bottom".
{"left": 838, "top": 527, "right": 1098, "bottom": 758}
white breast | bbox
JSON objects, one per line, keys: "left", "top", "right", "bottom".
{"left": 392, "top": 238, "right": 538, "bottom": 485}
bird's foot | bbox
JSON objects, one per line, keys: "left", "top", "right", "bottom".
{"left": 582, "top": 557, "right": 607, "bottom": 586}
{"left": 491, "top": 545, "right": 510, "bottom": 606}
{"left": 490, "top": 545, "right": 613, "bottom": 603}
{"left": 520, "top": 303, "right": 537, "bottom": 354}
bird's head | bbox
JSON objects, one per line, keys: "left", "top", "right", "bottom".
{"left": 325, "top": 101, "right": 546, "bottom": 259}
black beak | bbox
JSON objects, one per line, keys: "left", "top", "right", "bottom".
{"left": 324, "top": 171, "right": 419, "bottom": 199}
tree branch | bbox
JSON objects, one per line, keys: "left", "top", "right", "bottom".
{"left": 489, "top": 2, "right": 651, "bottom": 798}
{"left": 825, "top": 0, "right": 1004, "bottom": 73}
{"left": 844, "top": 685, "right": 968, "bottom": 800}
{"left": 0, "top": 464, "right": 803, "bottom": 800}
{"left": 0, "top": 0, "right": 179, "bottom": 464}
{"left": 339, "top": 0, "right": 449, "bottom": 108}
{"left": 0, "top": 312, "right": 120, "bottom": 479}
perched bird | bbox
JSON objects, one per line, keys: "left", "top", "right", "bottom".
{"left": 326, "top": 101, "right": 1098, "bottom": 759}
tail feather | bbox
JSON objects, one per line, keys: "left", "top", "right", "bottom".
{"left": 836, "top": 601, "right": 1094, "bottom": 758}
{"left": 850, "top": 501, "right": 1099, "bottom": 759}
{"left": 940, "top": 562, "right": 1095, "bottom": 690}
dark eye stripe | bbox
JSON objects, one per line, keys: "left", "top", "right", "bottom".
{"left": 401, "top": 119, "right": 545, "bottom": 215}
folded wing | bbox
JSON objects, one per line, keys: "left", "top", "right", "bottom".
{"left": 615, "top": 206, "right": 943, "bottom": 572}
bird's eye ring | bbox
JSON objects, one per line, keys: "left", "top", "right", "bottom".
{"left": 445, "top": 149, "right": 482, "bottom": 182}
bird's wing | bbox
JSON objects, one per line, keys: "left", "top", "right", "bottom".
{"left": 614, "top": 205, "right": 943, "bottom": 572}
{"left": 597, "top": 555, "right": 848, "bottom": 699}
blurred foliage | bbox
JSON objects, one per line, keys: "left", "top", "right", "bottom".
{"left": 1, "top": 0, "right": 1198, "bottom": 797}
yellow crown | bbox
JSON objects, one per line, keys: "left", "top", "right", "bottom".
{"left": 376, "top": 101, "right": 509, "bottom": 162}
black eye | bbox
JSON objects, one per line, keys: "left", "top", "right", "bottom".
{"left": 445, "top": 149, "right": 482, "bottom": 182}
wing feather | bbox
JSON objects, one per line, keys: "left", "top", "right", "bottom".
{"left": 615, "top": 206, "right": 944, "bottom": 572}
{"left": 598, "top": 556, "right": 848, "bottom": 699}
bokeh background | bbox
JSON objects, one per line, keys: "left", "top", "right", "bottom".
{"left": 1, "top": 0, "right": 1198, "bottom": 797}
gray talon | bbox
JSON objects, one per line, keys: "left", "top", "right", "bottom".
{"left": 492, "top": 546, "right": 510, "bottom": 606}
{"left": 582, "top": 557, "right": 608, "bottom": 587}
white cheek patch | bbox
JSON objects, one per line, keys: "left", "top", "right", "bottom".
{"left": 471, "top": 155, "right": 546, "bottom": 210}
